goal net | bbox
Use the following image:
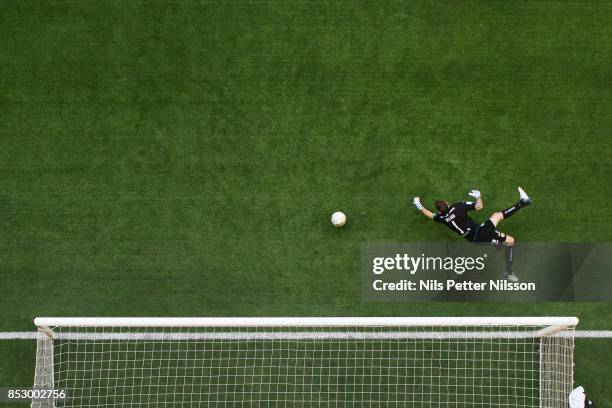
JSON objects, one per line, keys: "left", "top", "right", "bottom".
{"left": 32, "top": 317, "right": 577, "bottom": 408}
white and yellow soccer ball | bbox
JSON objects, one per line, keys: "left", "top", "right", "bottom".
{"left": 331, "top": 211, "right": 347, "bottom": 227}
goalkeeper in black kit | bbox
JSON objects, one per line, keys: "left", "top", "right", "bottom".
{"left": 413, "top": 187, "right": 531, "bottom": 282}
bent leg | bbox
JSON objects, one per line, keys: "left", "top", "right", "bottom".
{"left": 504, "top": 187, "right": 531, "bottom": 219}
{"left": 502, "top": 193, "right": 530, "bottom": 219}
{"left": 504, "top": 235, "right": 515, "bottom": 275}
{"left": 489, "top": 212, "right": 504, "bottom": 227}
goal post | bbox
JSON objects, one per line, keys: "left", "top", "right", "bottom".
{"left": 32, "top": 317, "right": 578, "bottom": 407}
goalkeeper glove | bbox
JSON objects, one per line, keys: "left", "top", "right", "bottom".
{"left": 413, "top": 197, "right": 423, "bottom": 211}
{"left": 468, "top": 189, "right": 481, "bottom": 199}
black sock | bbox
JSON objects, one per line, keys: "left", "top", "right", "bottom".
{"left": 502, "top": 200, "right": 524, "bottom": 218}
{"left": 505, "top": 246, "right": 513, "bottom": 273}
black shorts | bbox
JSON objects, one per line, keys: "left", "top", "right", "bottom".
{"left": 471, "top": 220, "right": 506, "bottom": 245}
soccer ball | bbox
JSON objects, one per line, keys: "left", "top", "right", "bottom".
{"left": 331, "top": 211, "right": 347, "bottom": 227}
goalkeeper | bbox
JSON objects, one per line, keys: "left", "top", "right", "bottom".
{"left": 413, "top": 187, "right": 531, "bottom": 282}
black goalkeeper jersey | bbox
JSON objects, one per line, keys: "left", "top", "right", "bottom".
{"left": 433, "top": 201, "right": 478, "bottom": 240}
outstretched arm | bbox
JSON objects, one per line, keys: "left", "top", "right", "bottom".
{"left": 469, "top": 190, "right": 484, "bottom": 211}
{"left": 413, "top": 197, "right": 435, "bottom": 220}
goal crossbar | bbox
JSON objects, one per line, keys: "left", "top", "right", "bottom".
{"left": 34, "top": 316, "right": 579, "bottom": 328}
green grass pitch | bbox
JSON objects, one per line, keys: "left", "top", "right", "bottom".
{"left": 1, "top": 0, "right": 611, "bottom": 405}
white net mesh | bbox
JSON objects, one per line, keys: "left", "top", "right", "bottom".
{"left": 32, "top": 319, "right": 575, "bottom": 408}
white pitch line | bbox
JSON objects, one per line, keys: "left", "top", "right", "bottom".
{"left": 574, "top": 330, "right": 612, "bottom": 338}
{"left": 0, "top": 332, "right": 38, "bottom": 339}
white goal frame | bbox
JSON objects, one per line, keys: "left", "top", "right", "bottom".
{"left": 32, "top": 316, "right": 578, "bottom": 408}
{"left": 34, "top": 316, "right": 578, "bottom": 328}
